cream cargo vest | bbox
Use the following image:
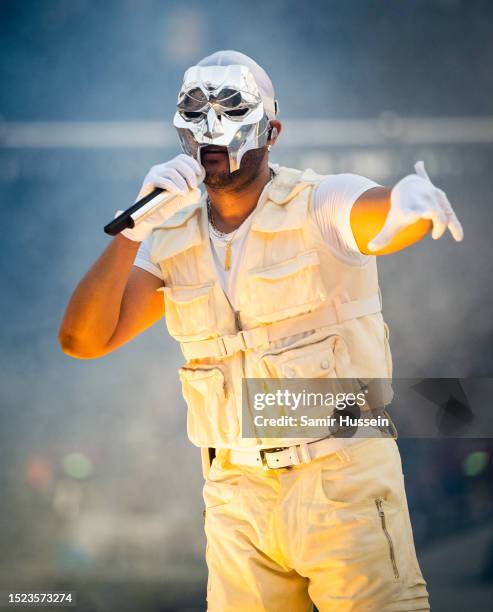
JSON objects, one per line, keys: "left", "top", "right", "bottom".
{"left": 149, "top": 166, "right": 393, "bottom": 449}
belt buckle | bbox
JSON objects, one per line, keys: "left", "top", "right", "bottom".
{"left": 259, "top": 447, "right": 289, "bottom": 471}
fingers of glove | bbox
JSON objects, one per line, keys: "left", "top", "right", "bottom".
{"left": 414, "top": 160, "right": 432, "bottom": 183}
{"left": 149, "top": 175, "right": 188, "bottom": 195}
{"left": 421, "top": 207, "right": 448, "bottom": 240}
{"left": 435, "top": 188, "right": 464, "bottom": 242}
{"left": 413, "top": 165, "right": 463, "bottom": 241}
{"left": 172, "top": 157, "right": 201, "bottom": 189}
{"left": 149, "top": 167, "right": 189, "bottom": 194}
{"left": 447, "top": 213, "right": 464, "bottom": 242}
{"left": 146, "top": 164, "right": 189, "bottom": 192}
{"left": 176, "top": 154, "right": 205, "bottom": 182}
{"left": 144, "top": 156, "right": 204, "bottom": 191}
{"left": 367, "top": 212, "right": 409, "bottom": 252}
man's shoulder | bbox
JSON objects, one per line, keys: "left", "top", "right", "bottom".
{"left": 274, "top": 164, "right": 326, "bottom": 181}
{"left": 271, "top": 166, "right": 377, "bottom": 208}
{"left": 273, "top": 165, "right": 329, "bottom": 192}
{"left": 275, "top": 165, "right": 369, "bottom": 190}
{"left": 276, "top": 164, "right": 373, "bottom": 184}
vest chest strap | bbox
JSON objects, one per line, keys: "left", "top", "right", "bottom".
{"left": 180, "top": 294, "right": 382, "bottom": 361}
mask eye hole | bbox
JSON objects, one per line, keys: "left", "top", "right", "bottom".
{"left": 182, "top": 110, "right": 204, "bottom": 121}
{"left": 224, "top": 108, "right": 249, "bottom": 118}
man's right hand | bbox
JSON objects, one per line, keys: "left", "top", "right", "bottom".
{"left": 120, "top": 154, "right": 205, "bottom": 242}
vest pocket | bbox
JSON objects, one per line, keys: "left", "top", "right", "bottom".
{"left": 179, "top": 365, "right": 239, "bottom": 447}
{"left": 242, "top": 250, "right": 327, "bottom": 323}
{"left": 162, "top": 282, "right": 216, "bottom": 341}
{"left": 259, "top": 334, "right": 352, "bottom": 379}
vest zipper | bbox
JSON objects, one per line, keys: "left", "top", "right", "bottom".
{"left": 375, "top": 498, "right": 399, "bottom": 579}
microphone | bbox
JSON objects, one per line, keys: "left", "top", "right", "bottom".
{"left": 104, "top": 187, "right": 174, "bottom": 236}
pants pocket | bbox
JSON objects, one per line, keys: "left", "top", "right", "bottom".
{"left": 203, "top": 458, "right": 244, "bottom": 511}
{"left": 316, "top": 445, "right": 415, "bottom": 584}
{"left": 179, "top": 365, "right": 239, "bottom": 447}
{"left": 375, "top": 497, "right": 400, "bottom": 579}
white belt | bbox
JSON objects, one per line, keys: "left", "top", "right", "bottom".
{"left": 181, "top": 294, "right": 381, "bottom": 360}
{"left": 226, "top": 436, "right": 366, "bottom": 470}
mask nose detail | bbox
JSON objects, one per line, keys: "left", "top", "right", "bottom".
{"left": 204, "top": 107, "right": 224, "bottom": 139}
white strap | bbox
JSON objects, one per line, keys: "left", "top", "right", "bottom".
{"left": 226, "top": 436, "right": 371, "bottom": 470}
{"left": 181, "top": 294, "right": 381, "bottom": 360}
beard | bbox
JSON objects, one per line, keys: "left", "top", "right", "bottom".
{"left": 203, "top": 147, "right": 269, "bottom": 191}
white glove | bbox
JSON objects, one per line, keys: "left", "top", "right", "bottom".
{"left": 119, "top": 154, "right": 205, "bottom": 242}
{"left": 368, "top": 161, "right": 464, "bottom": 252}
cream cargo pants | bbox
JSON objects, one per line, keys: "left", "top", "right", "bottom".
{"left": 203, "top": 438, "right": 429, "bottom": 611}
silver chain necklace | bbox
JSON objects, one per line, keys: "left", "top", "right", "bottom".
{"left": 207, "top": 198, "right": 241, "bottom": 270}
{"left": 207, "top": 197, "right": 231, "bottom": 238}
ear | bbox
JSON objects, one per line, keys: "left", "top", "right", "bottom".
{"left": 267, "top": 120, "right": 282, "bottom": 146}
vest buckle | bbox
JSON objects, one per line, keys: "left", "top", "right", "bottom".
{"left": 217, "top": 326, "right": 270, "bottom": 356}
{"left": 218, "top": 331, "right": 248, "bottom": 357}
{"left": 241, "top": 326, "right": 270, "bottom": 350}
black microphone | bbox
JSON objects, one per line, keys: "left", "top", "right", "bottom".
{"left": 104, "top": 187, "right": 166, "bottom": 236}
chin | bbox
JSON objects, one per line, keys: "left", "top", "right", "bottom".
{"left": 204, "top": 170, "right": 235, "bottom": 189}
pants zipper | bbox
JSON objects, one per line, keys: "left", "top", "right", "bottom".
{"left": 375, "top": 498, "right": 400, "bottom": 579}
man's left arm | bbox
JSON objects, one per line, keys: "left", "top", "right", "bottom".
{"left": 350, "top": 161, "right": 464, "bottom": 255}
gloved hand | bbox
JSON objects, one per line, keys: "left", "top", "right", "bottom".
{"left": 119, "top": 154, "right": 205, "bottom": 242}
{"left": 368, "top": 161, "right": 464, "bottom": 252}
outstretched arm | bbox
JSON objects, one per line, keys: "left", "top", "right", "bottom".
{"left": 351, "top": 162, "right": 464, "bottom": 255}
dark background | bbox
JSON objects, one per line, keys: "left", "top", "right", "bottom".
{"left": 0, "top": 0, "right": 492, "bottom": 610}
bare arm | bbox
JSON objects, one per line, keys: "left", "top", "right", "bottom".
{"left": 58, "top": 234, "right": 164, "bottom": 359}
{"left": 350, "top": 186, "right": 432, "bottom": 255}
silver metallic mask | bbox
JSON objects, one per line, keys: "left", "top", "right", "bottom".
{"left": 173, "top": 65, "right": 273, "bottom": 173}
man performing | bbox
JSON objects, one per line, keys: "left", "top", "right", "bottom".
{"left": 59, "top": 50, "right": 463, "bottom": 611}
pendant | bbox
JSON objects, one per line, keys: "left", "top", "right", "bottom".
{"left": 224, "top": 242, "right": 232, "bottom": 271}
